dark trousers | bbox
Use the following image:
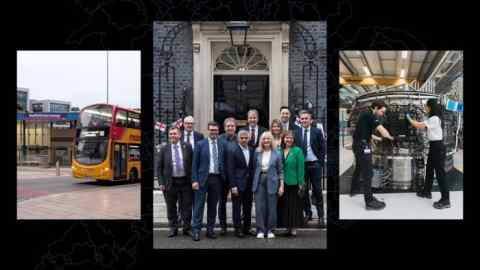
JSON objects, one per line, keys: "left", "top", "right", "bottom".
{"left": 352, "top": 144, "right": 374, "bottom": 202}
{"left": 218, "top": 179, "right": 231, "bottom": 228}
{"left": 191, "top": 174, "right": 221, "bottom": 233}
{"left": 242, "top": 179, "right": 253, "bottom": 231}
{"left": 424, "top": 141, "right": 449, "bottom": 201}
{"left": 304, "top": 161, "right": 324, "bottom": 218}
{"left": 232, "top": 185, "right": 253, "bottom": 230}
{"left": 163, "top": 178, "right": 193, "bottom": 231}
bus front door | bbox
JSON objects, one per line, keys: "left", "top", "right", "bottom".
{"left": 113, "top": 143, "right": 127, "bottom": 180}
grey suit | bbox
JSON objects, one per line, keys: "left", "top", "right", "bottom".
{"left": 252, "top": 150, "right": 284, "bottom": 234}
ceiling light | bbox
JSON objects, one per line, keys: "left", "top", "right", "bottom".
{"left": 401, "top": 51, "right": 408, "bottom": 59}
{"left": 363, "top": 66, "right": 371, "bottom": 76}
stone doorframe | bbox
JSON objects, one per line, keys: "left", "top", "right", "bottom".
{"left": 192, "top": 22, "right": 289, "bottom": 134}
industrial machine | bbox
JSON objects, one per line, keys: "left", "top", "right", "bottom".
{"left": 348, "top": 84, "right": 460, "bottom": 191}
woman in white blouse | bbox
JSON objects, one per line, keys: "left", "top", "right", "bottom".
{"left": 252, "top": 131, "right": 284, "bottom": 239}
{"left": 406, "top": 99, "right": 450, "bottom": 209}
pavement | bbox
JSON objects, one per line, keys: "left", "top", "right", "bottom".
{"left": 17, "top": 166, "right": 140, "bottom": 219}
{"left": 153, "top": 190, "right": 327, "bottom": 228}
{"left": 154, "top": 228, "right": 326, "bottom": 249}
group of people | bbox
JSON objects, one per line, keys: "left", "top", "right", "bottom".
{"left": 157, "top": 107, "right": 326, "bottom": 241}
{"left": 351, "top": 99, "right": 451, "bottom": 210}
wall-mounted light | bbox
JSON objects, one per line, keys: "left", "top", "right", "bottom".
{"left": 226, "top": 21, "right": 250, "bottom": 48}
{"left": 400, "top": 68, "right": 406, "bottom": 78}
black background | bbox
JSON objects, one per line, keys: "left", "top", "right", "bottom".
{"left": 6, "top": 0, "right": 474, "bottom": 268}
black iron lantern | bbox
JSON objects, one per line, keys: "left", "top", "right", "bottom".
{"left": 226, "top": 21, "right": 250, "bottom": 48}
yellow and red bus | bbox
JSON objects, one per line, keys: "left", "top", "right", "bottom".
{"left": 72, "top": 104, "right": 141, "bottom": 182}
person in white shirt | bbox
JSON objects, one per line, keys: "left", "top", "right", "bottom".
{"left": 182, "top": 116, "right": 204, "bottom": 150}
{"left": 407, "top": 99, "right": 450, "bottom": 209}
{"left": 251, "top": 131, "right": 284, "bottom": 239}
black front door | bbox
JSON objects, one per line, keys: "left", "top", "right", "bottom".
{"left": 214, "top": 75, "right": 269, "bottom": 132}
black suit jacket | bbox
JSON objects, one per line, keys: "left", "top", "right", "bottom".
{"left": 181, "top": 130, "right": 204, "bottom": 149}
{"left": 157, "top": 142, "right": 193, "bottom": 191}
{"left": 282, "top": 119, "right": 299, "bottom": 132}
{"left": 227, "top": 143, "right": 255, "bottom": 192}
{"left": 240, "top": 125, "right": 267, "bottom": 148}
{"left": 294, "top": 126, "right": 325, "bottom": 164}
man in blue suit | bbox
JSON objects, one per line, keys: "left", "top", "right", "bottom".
{"left": 226, "top": 130, "right": 255, "bottom": 237}
{"left": 191, "top": 121, "right": 226, "bottom": 241}
{"left": 294, "top": 110, "right": 326, "bottom": 228}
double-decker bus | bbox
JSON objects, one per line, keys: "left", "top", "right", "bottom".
{"left": 72, "top": 104, "right": 141, "bottom": 182}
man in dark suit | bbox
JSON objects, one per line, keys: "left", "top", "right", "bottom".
{"left": 177, "top": 115, "right": 204, "bottom": 226}
{"left": 280, "top": 106, "right": 298, "bottom": 131}
{"left": 157, "top": 127, "right": 194, "bottom": 237}
{"left": 182, "top": 116, "right": 204, "bottom": 150}
{"left": 294, "top": 110, "right": 326, "bottom": 228}
{"left": 240, "top": 109, "right": 267, "bottom": 148}
{"left": 217, "top": 117, "right": 237, "bottom": 235}
{"left": 191, "top": 121, "right": 226, "bottom": 241}
{"left": 226, "top": 130, "right": 255, "bottom": 237}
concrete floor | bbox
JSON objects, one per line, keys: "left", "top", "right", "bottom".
{"left": 339, "top": 137, "right": 464, "bottom": 220}
{"left": 339, "top": 191, "right": 463, "bottom": 220}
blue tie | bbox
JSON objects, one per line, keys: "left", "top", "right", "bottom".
{"left": 212, "top": 140, "right": 219, "bottom": 174}
{"left": 174, "top": 144, "right": 183, "bottom": 175}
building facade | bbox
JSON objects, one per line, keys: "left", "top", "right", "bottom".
{"left": 17, "top": 87, "right": 29, "bottom": 112}
{"left": 154, "top": 21, "right": 326, "bottom": 139}
{"left": 17, "top": 112, "right": 78, "bottom": 166}
{"left": 30, "top": 99, "right": 71, "bottom": 113}
{"left": 153, "top": 21, "right": 327, "bottom": 179}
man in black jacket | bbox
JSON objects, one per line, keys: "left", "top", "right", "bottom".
{"left": 227, "top": 130, "right": 255, "bottom": 237}
{"left": 294, "top": 110, "right": 326, "bottom": 227}
{"left": 280, "top": 106, "right": 298, "bottom": 131}
{"left": 217, "top": 117, "right": 237, "bottom": 235}
{"left": 157, "top": 127, "right": 194, "bottom": 237}
{"left": 240, "top": 109, "right": 267, "bottom": 148}
{"left": 182, "top": 115, "right": 204, "bottom": 150}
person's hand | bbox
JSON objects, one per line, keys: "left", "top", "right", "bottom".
{"left": 159, "top": 185, "right": 165, "bottom": 192}
{"left": 298, "top": 184, "right": 305, "bottom": 197}
{"left": 231, "top": 187, "right": 239, "bottom": 196}
{"left": 278, "top": 184, "right": 284, "bottom": 196}
{"left": 192, "top": 181, "right": 199, "bottom": 190}
{"left": 406, "top": 113, "right": 412, "bottom": 122}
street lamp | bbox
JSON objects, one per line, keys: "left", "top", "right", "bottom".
{"left": 226, "top": 21, "right": 250, "bottom": 48}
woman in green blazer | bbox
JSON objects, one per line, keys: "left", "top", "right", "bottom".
{"left": 277, "top": 130, "right": 305, "bottom": 236}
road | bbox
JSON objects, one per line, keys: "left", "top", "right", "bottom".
{"left": 153, "top": 228, "right": 326, "bottom": 249}
{"left": 17, "top": 166, "right": 136, "bottom": 202}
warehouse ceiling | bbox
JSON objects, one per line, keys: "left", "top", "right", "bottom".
{"left": 339, "top": 50, "right": 463, "bottom": 107}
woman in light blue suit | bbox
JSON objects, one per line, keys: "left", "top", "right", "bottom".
{"left": 252, "top": 131, "right": 284, "bottom": 239}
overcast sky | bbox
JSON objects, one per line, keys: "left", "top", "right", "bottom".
{"left": 17, "top": 51, "right": 140, "bottom": 109}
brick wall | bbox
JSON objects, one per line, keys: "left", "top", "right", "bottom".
{"left": 288, "top": 21, "right": 327, "bottom": 130}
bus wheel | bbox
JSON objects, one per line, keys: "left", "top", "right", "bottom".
{"left": 129, "top": 169, "right": 138, "bottom": 183}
